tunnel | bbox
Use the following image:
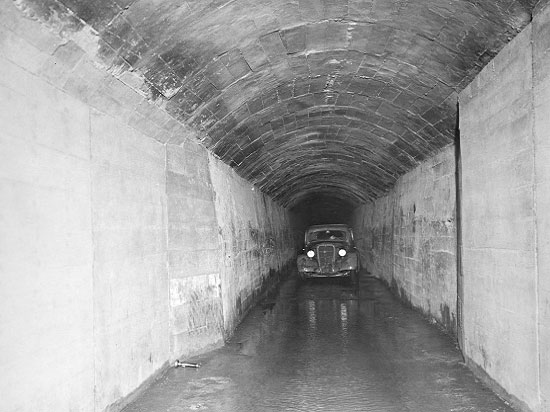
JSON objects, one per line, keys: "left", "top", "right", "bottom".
{"left": 1, "top": 0, "right": 549, "bottom": 411}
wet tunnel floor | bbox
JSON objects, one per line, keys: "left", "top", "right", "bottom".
{"left": 123, "top": 275, "right": 514, "bottom": 412}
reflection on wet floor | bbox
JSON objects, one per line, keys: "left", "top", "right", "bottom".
{"left": 123, "top": 275, "right": 515, "bottom": 412}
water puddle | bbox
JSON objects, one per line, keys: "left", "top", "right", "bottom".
{"left": 123, "top": 275, "right": 515, "bottom": 412}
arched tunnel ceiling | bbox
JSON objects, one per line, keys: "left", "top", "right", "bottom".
{"left": 20, "top": 0, "right": 540, "bottom": 208}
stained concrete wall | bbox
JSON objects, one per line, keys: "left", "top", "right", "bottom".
{"left": 165, "top": 143, "right": 297, "bottom": 358}
{"left": 0, "top": 2, "right": 296, "bottom": 411}
{"left": 459, "top": 5, "right": 550, "bottom": 411}
{"left": 166, "top": 142, "right": 224, "bottom": 357}
{"left": 352, "top": 146, "right": 457, "bottom": 333}
{"left": 209, "top": 155, "right": 296, "bottom": 334}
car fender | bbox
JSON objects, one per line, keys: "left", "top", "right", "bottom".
{"left": 340, "top": 251, "right": 358, "bottom": 269}
{"left": 297, "top": 254, "right": 318, "bottom": 270}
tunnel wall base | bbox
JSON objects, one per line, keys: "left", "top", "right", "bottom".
{"left": 464, "top": 356, "right": 533, "bottom": 412}
{"left": 459, "top": 4, "right": 550, "bottom": 411}
{"left": 352, "top": 146, "right": 457, "bottom": 335}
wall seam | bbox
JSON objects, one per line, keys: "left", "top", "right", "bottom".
{"left": 164, "top": 144, "right": 171, "bottom": 360}
{"left": 206, "top": 153, "right": 227, "bottom": 338}
{"left": 391, "top": 191, "right": 396, "bottom": 284}
{"left": 455, "top": 101, "right": 465, "bottom": 354}
{"left": 529, "top": 25, "right": 542, "bottom": 408}
{"left": 88, "top": 108, "right": 97, "bottom": 412}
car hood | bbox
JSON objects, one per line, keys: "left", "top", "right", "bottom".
{"left": 305, "top": 240, "right": 350, "bottom": 248}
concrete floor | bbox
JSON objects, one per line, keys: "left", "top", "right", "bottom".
{"left": 123, "top": 275, "right": 515, "bottom": 412}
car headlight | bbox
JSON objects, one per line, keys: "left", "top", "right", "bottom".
{"left": 338, "top": 249, "right": 347, "bottom": 257}
{"left": 307, "top": 250, "right": 315, "bottom": 258}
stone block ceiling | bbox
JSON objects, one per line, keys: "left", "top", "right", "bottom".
{"left": 17, "top": 0, "right": 541, "bottom": 208}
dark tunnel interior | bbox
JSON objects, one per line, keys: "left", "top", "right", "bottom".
{"left": 290, "top": 194, "right": 357, "bottom": 226}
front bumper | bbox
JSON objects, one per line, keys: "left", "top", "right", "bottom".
{"left": 301, "top": 270, "right": 352, "bottom": 278}
{"left": 297, "top": 252, "right": 358, "bottom": 278}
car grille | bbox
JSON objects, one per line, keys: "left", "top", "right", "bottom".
{"left": 317, "top": 245, "right": 335, "bottom": 269}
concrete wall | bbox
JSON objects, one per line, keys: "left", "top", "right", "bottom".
{"left": 0, "top": 2, "right": 296, "bottom": 411}
{"left": 209, "top": 155, "right": 296, "bottom": 334}
{"left": 0, "top": 32, "right": 172, "bottom": 411}
{"left": 91, "top": 112, "right": 169, "bottom": 411}
{"left": 459, "top": 4, "right": 550, "bottom": 411}
{"left": 352, "top": 146, "right": 457, "bottom": 333}
{"left": 165, "top": 142, "right": 297, "bottom": 359}
{"left": 166, "top": 142, "right": 224, "bottom": 358}
{"left": 0, "top": 46, "right": 95, "bottom": 412}
{"left": 534, "top": 4, "right": 550, "bottom": 408}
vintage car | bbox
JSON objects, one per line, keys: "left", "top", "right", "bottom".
{"left": 297, "top": 224, "right": 359, "bottom": 282}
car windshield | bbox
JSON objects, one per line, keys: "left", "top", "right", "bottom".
{"left": 308, "top": 230, "right": 347, "bottom": 242}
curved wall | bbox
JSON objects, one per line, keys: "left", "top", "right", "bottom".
{"left": 352, "top": 146, "right": 457, "bottom": 333}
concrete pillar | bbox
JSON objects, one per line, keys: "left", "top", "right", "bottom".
{"left": 459, "top": 4, "right": 550, "bottom": 410}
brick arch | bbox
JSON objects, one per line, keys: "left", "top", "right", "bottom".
{"left": 22, "top": 0, "right": 534, "bottom": 208}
